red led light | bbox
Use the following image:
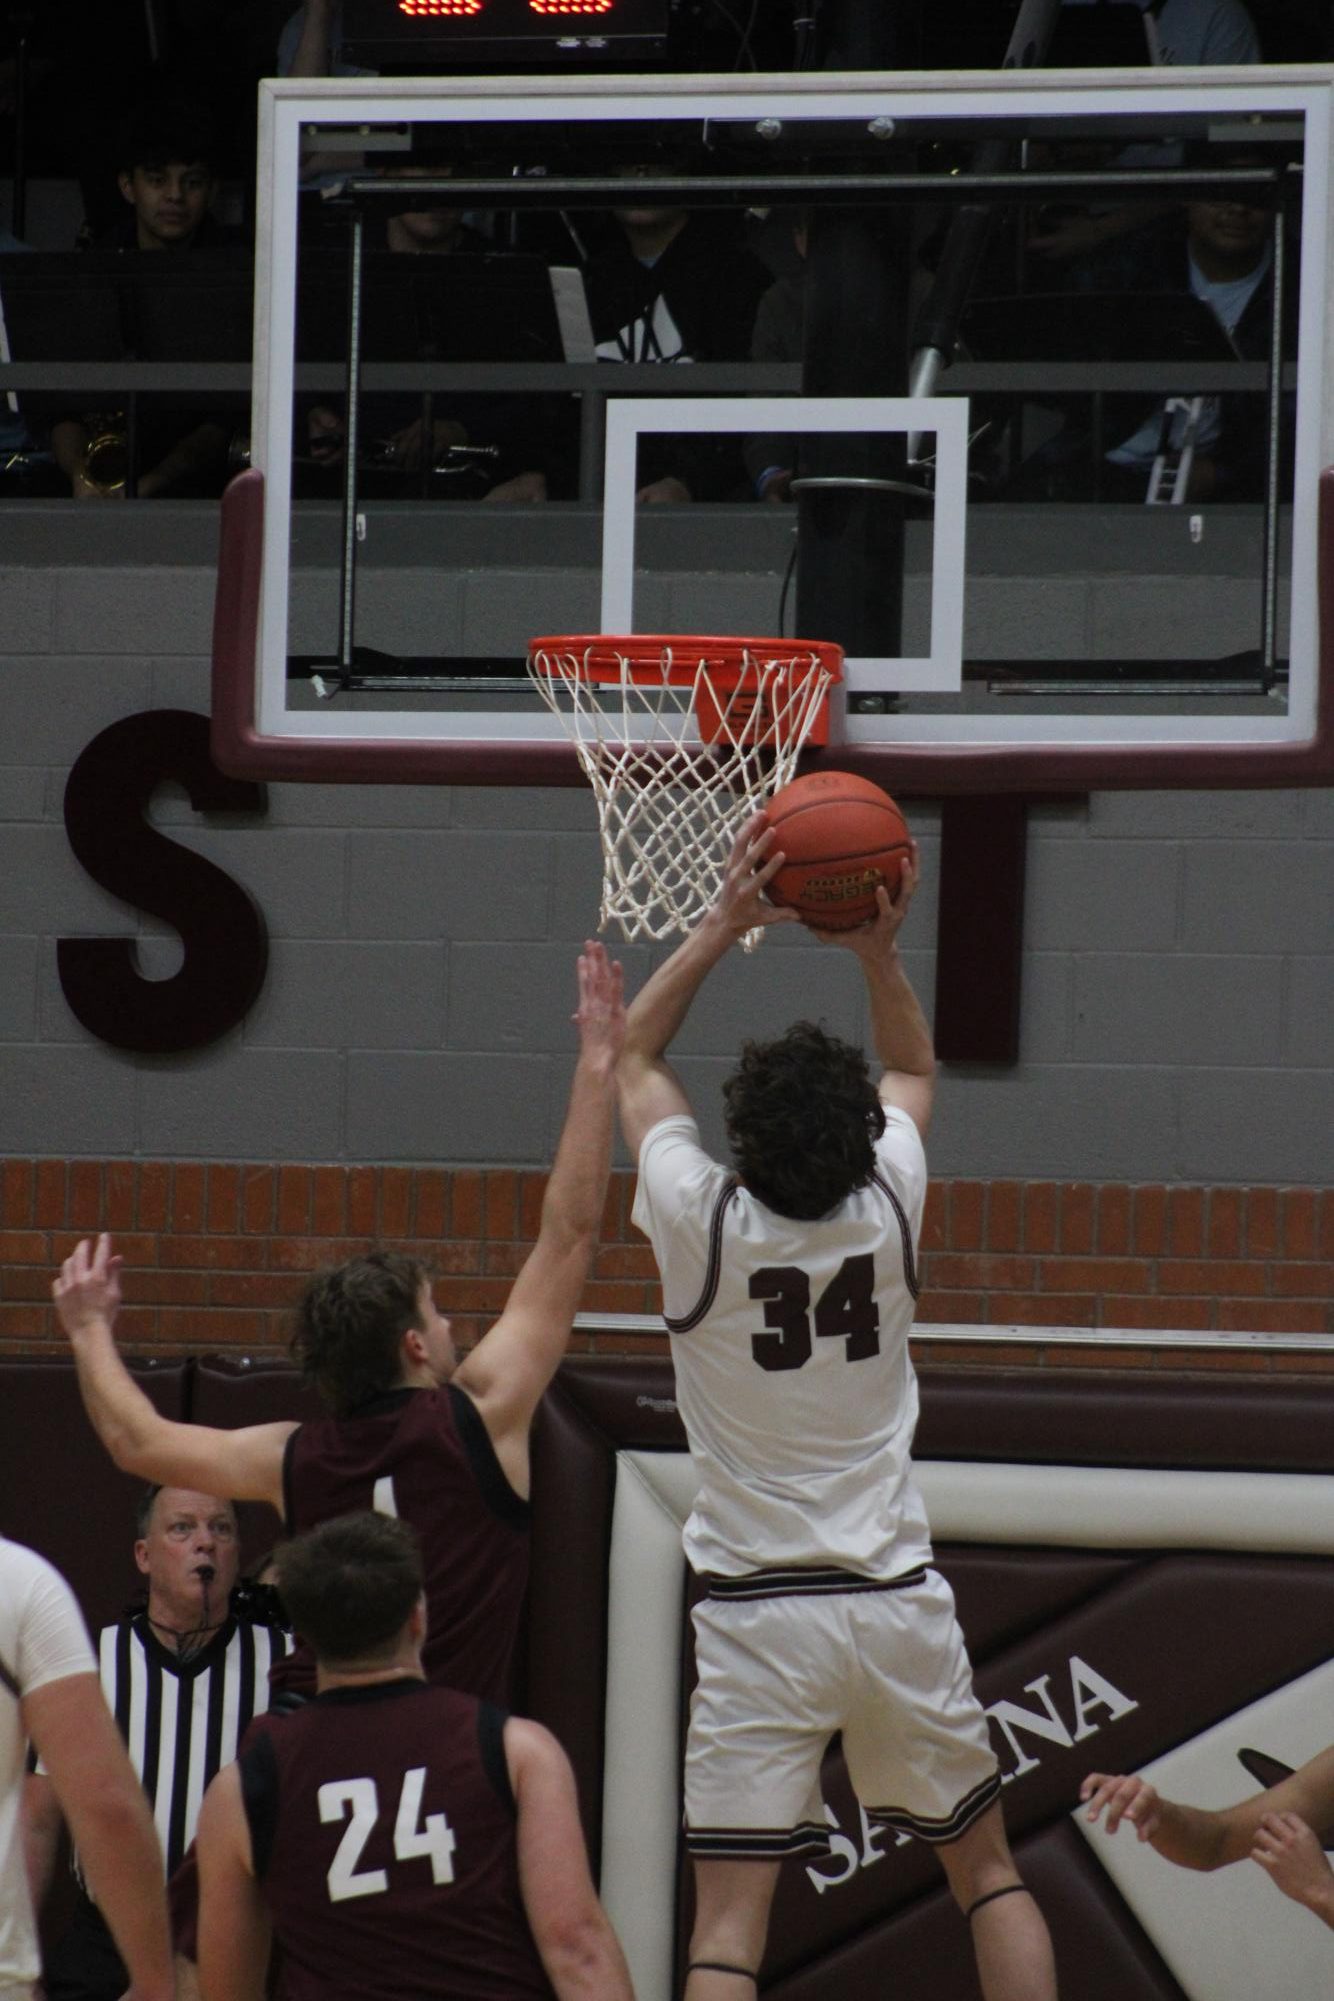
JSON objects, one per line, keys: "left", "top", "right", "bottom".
{"left": 397, "top": 0, "right": 482, "bottom": 14}
{"left": 530, "top": 1, "right": 614, "bottom": 12}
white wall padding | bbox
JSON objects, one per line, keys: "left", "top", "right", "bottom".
{"left": 601, "top": 1452, "right": 696, "bottom": 2001}
{"left": 917, "top": 1462, "right": 1334, "bottom": 1554}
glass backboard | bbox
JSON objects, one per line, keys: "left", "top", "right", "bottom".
{"left": 213, "top": 66, "right": 1334, "bottom": 791}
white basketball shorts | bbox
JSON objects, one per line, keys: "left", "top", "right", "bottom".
{"left": 684, "top": 1566, "right": 1000, "bottom": 1858}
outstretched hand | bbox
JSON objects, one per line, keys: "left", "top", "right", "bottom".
{"left": 573, "top": 939, "right": 626, "bottom": 1063}
{"left": 1080, "top": 1772, "right": 1163, "bottom": 1842}
{"left": 808, "top": 840, "right": 921, "bottom": 959}
{"left": 1252, "top": 1811, "right": 1334, "bottom": 1916}
{"left": 53, "top": 1233, "right": 123, "bottom": 1340}
{"left": 713, "top": 814, "right": 800, "bottom": 939}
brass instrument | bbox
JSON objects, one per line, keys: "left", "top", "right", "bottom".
{"left": 79, "top": 414, "right": 128, "bottom": 495}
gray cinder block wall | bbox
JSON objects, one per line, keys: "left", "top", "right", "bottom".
{"left": 1, "top": 502, "right": 1330, "bottom": 1182}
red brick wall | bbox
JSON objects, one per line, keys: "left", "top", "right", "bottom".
{"left": 3, "top": 1160, "right": 1331, "bottom": 1368}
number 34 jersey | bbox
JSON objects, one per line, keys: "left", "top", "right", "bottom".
{"left": 632, "top": 1110, "right": 933, "bottom": 1583}
{"left": 239, "top": 1680, "right": 552, "bottom": 2001}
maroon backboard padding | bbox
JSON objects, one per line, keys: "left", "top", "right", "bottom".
{"left": 210, "top": 467, "right": 1334, "bottom": 792}
{"left": 208, "top": 470, "right": 584, "bottom": 788}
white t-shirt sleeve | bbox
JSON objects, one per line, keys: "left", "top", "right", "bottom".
{"left": 874, "top": 1105, "right": 929, "bottom": 1247}
{"left": 3, "top": 1545, "right": 96, "bottom": 1701}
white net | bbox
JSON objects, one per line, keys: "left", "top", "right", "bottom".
{"left": 527, "top": 637, "right": 841, "bottom": 944}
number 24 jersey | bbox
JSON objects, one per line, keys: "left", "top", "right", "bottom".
{"left": 239, "top": 1680, "right": 552, "bottom": 2001}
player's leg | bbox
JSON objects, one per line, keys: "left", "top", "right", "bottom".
{"left": 684, "top": 1857, "right": 780, "bottom": 2001}
{"left": 682, "top": 1595, "right": 833, "bottom": 2001}
{"left": 936, "top": 1801, "right": 1058, "bottom": 2001}
{"left": 841, "top": 1573, "right": 1054, "bottom": 1996}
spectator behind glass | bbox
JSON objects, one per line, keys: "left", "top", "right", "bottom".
{"left": 582, "top": 185, "right": 771, "bottom": 502}
{"left": 1029, "top": 0, "right": 1262, "bottom": 269}
{"left": 300, "top": 161, "right": 576, "bottom": 502}
{"left": 1007, "top": 155, "right": 1295, "bottom": 504}
{"left": 49, "top": 95, "right": 239, "bottom": 501}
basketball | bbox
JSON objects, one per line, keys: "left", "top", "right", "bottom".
{"left": 763, "top": 772, "right": 911, "bottom": 930}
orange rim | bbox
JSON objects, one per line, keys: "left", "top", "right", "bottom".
{"left": 527, "top": 634, "right": 844, "bottom": 688}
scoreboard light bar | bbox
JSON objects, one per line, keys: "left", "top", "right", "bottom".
{"left": 343, "top": 0, "right": 667, "bottom": 63}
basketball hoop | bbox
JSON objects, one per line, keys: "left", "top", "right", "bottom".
{"left": 527, "top": 634, "right": 843, "bottom": 945}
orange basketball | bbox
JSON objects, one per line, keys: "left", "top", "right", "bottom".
{"left": 763, "top": 772, "right": 911, "bottom": 930}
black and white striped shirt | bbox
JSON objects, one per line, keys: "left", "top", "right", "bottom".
{"left": 92, "top": 1610, "right": 288, "bottom": 1878}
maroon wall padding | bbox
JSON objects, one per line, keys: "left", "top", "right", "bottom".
{"left": 188, "top": 1355, "right": 319, "bottom": 1429}
{"left": 524, "top": 1384, "right": 616, "bottom": 1868}
{"left": 939, "top": 1548, "right": 1137, "bottom": 1658}
{"left": 765, "top": 1821, "right": 1188, "bottom": 2001}
{"left": 526, "top": 1363, "right": 688, "bottom": 1867}
{"left": 6, "top": 1358, "right": 190, "bottom": 1632}
{"left": 529, "top": 1359, "right": 1334, "bottom": 2000}
{"left": 912, "top": 1365, "right": 1334, "bottom": 1471}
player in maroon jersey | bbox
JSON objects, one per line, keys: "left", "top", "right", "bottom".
{"left": 53, "top": 939, "right": 624, "bottom": 1707}
{"left": 194, "top": 1512, "right": 633, "bottom": 2001}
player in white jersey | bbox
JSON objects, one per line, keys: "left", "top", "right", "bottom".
{"left": 618, "top": 816, "right": 1059, "bottom": 2001}
{"left": 0, "top": 1536, "right": 173, "bottom": 2001}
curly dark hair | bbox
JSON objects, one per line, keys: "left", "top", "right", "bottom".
{"left": 722, "top": 1020, "right": 885, "bottom": 1219}
{"left": 291, "top": 1251, "right": 433, "bottom": 1417}
{"left": 276, "top": 1513, "right": 422, "bottom": 1666}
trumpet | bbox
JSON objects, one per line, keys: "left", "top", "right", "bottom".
{"left": 79, "top": 415, "right": 129, "bottom": 495}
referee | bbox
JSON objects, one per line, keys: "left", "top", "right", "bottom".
{"left": 24, "top": 1485, "right": 288, "bottom": 2001}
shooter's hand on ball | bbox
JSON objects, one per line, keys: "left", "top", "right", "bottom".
{"left": 810, "top": 840, "right": 920, "bottom": 957}
{"left": 1251, "top": 1811, "right": 1334, "bottom": 1924}
{"left": 717, "top": 814, "right": 800, "bottom": 938}
{"left": 1081, "top": 1772, "right": 1164, "bottom": 1842}
{"left": 53, "top": 1232, "right": 123, "bottom": 1338}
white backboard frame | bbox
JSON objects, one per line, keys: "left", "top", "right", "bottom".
{"left": 233, "top": 66, "right": 1334, "bottom": 780}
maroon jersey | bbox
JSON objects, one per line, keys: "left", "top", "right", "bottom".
{"left": 273, "top": 1387, "right": 529, "bottom": 1703}
{"left": 240, "top": 1680, "right": 553, "bottom": 2001}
